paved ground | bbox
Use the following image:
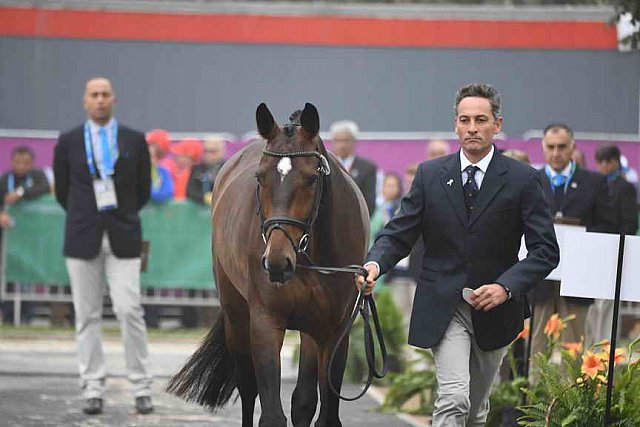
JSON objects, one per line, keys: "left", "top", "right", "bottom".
{"left": 0, "top": 337, "right": 421, "bottom": 427}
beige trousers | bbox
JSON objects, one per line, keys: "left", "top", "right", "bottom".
{"left": 431, "top": 302, "right": 508, "bottom": 427}
{"left": 66, "top": 233, "right": 152, "bottom": 399}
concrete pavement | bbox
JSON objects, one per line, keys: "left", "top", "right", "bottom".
{"left": 0, "top": 335, "right": 422, "bottom": 426}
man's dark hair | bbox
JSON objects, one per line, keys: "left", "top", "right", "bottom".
{"left": 454, "top": 83, "right": 501, "bottom": 119}
{"left": 11, "top": 145, "right": 35, "bottom": 159}
{"left": 543, "top": 123, "right": 574, "bottom": 139}
{"left": 595, "top": 144, "right": 621, "bottom": 163}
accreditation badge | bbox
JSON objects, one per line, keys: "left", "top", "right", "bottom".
{"left": 93, "top": 177, "right": 118, "bottom": 211}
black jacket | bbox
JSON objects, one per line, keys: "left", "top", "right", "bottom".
{"left": 0, "top": 169, "right": 50, "bottom": 210}
{"left": 533, "top": 167, "right": 617, "bottom": 305}
{"left": 366, "top": 151, "right": 559, "bottom": 351}
{"left": 349, "top": 156, "right": 377, "bottom": 215}
{"left": 609, "top": 175, "right": 638, "bottom": 235}
{"left": 53, "top": 124, "right": 151, "bottom": 259}
{"left": 186, "top": 161, "right": 224, "bottom": 204}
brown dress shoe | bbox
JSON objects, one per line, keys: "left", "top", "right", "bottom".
{"left": 135, "top": 396, "right": 154, "bottom": 414}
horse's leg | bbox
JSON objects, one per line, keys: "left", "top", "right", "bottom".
{"left": 291, "top": 332, "right": 319, "bottom": 426}
{"left": 315, "top": 336, "right": 348, "bottom": 427}
{"left": 250, "top": 308, "right": 287, "bottom": 427}
{"left": 217, "top": 261, "right": 257, "bottom": 427}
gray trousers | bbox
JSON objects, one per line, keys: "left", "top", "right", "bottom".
{"left": 66, "top": 233, "right": 152, "bottom": 399}
{"left": 431, "top": 302, "right": 508, "bottom": 427}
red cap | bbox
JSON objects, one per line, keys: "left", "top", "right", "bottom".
{"left": 146, "top": 129, "right": 171, "bottom": 153}
{"left": 172, "top": 138, "right": 203, "bottom": 163}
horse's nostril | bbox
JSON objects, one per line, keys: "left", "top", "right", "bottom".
{"left": 285, "top": 257, "right": 294, "bottom": 272}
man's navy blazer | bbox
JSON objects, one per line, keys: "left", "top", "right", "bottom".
{"left": 53, "top": 124, "right": 151, "bottom": 260}
{"left": 366, "top": 150, "right": 559, "bottom": 351}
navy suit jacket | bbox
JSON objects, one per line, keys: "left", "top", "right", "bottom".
{"left": 349, "top": 156, "right": 377, "bottom": 215}
{"left": 366, "top": 150, "right": 559, "bottom": 351}
{"left": 53, "top": 124, "right": 151, "bottom": 259}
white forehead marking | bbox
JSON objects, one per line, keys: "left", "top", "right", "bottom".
{"left": 277, "top": 157, "right": 293, "bottom": 182}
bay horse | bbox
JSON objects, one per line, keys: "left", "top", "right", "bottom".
{"left": 168, "top": 103, "right": 370, "bottom": 426}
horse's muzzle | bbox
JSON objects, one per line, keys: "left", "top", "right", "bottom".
{"left": 261, "top": 255, "right": 295, "bottom": 283}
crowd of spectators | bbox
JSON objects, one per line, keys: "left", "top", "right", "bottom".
{"left": 1, "top": 119, "right": 639, "bottom": 340}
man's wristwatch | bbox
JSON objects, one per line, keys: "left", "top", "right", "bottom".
{"left": 15, "top": 186, "right": 25, "bottom": 197}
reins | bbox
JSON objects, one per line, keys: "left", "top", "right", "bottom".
{"left": 297, "top": 256, "right": 388, "bottom": 401}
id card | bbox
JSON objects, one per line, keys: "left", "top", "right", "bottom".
{"left": 93, "top": 177, "right": 118, "bottom": 211}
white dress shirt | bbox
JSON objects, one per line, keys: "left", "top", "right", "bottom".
{"left": 460, "top": 145, "right": 494, "bottom": 190}
{"left": 87, "top": 118, "right": 118, "bottom": 178}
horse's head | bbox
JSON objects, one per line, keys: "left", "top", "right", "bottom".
{"left": 255, "top": 102, "right": 330, "bottom": 284}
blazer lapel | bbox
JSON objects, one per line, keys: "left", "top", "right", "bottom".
{"left": 468, "top": 153, "right": 507, "bottom": 227}
{"left": 539, "top": 170, "right": 554, "bottom": 207}
{"left": 440, "top": 154, "right": 468, "bottom": 227}
{"left": 561, "top": 168, "right": 581, "bottom": 212}
{"left": 114, "top": 127, "right": 125, "bottom": 173}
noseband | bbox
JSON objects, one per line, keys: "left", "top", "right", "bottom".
{"left": 256, "top": 148, "right": 331, "bottom": 254}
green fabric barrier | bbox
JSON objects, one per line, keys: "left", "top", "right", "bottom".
{"left": 4, "top": 195, "right": 215, "bottom": 290}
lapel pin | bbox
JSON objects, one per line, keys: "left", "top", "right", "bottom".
{"left": 447, "top": 179, "right": 454, "bottom": 187}
{"left": 571, "top": 182, "right": 578, "bottom": 189}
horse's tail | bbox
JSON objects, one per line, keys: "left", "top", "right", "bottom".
{"left": 166, "top": 314, "right": 236, "bottom": 409}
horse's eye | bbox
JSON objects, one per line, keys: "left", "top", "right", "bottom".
{"left": 306, "top": 175, "right": 318, "bottom": 187}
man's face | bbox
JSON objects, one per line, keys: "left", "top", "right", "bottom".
{"left": 84, "top": 78, "right": 115, "bottom": 124}
{"left": 596, "top": 158, "right": 619, "bottom": 175}
{"left": 454, "top": 97, "right": 502, "bottom": 159}
{"left": 332, "top": 131, "right": 356, "bottom": 158}
{"left": 11, "top": 153, "right": 33, "bottom": 177}
{"left": 542, "top": 129, "right": 574, "bottom": 172}
{"left": 203, "top": 139, "right": 224, "bottom": 165}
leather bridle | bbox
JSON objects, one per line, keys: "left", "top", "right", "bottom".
{"left": 256, "top": 148, "right": 331, "bottom": 255}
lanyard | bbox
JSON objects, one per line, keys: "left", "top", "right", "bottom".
{"left": 7, "top": 173, "right": 32, "bottom": 192}
{"left": 545, "top": 162, "right": 576, "bottom": 194}
{"left": 84, "top": 120, "right": 118, "bottom": 178}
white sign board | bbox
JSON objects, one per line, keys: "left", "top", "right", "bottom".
{"left": 560, "top": 232, "right": 640, "bottom": 303}
{"left": 519, "top": 224, "right": 586, "bottom": 281}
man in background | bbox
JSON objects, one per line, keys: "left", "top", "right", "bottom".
{"left": 0, "top": 146, "right": 50, "bottom": 324}
{"left": 53, "top": 77, "right": 153, "bottom": 415}
{"left": 187, "top": 137, "right": 226, "bottom": 205}
{"left": 586, "top": 144, "right": 639, "bottom": 345}
{"left": 426, "top": 139, "right": 451, "bottom": 160}
{"left": 0, "top": 146, "right": 50, "bottom": 228}
{"left": 330, "top": 120, "right": 378, "bottom": 215}
{"left": 531, "top": 124, "right": 617, "bottom": 357}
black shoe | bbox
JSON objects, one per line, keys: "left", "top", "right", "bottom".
{"left": 135, "top": 396, "right": 154, "bottom": 414}
{"left": 82, "top": 398, "right": 103, "bottom": 415}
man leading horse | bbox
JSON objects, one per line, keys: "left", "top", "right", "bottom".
{"left": 358, "top": 83, "right": 559, "bottom": 426}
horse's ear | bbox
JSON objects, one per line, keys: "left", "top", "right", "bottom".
{"left": 300, "top": 103, "right": 319, "bottom": 138}
{"left": 256, "top": 103, "right": 276, "bottom": 140}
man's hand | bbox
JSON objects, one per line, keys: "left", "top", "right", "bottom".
{"left": 355, "top": 263, "right": 379, "bottom": 296}
{"left": 470, "top": 283, "right": 508, "bottom": 312}
{"left": 4, "top": 191, "right": 21, "bottom": 205}
{"left": 0, "top": 211, "right": 13, "bottom": 228}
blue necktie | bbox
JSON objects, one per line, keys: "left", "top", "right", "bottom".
{"left": 99, "top": 127, "right": 112, "bottom": 176}
{"left": 552, "top": 174, "right": 566, "bottom": 212}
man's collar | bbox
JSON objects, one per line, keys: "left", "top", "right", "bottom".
{"left": 460, "top": 145, "right": 494, "bottom": 173}
{"left": 547, "top": 161, "right": 573, "bottom": 177}
{"left": 88, "top": 117, "right": 115, "bottom": 130}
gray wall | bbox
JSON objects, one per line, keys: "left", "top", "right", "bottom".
{"left": 1, "top": 36, "right": 638, "bottom": 136}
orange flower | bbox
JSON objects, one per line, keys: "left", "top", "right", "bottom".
{"left": 516, "top": 326, "right": 530, "bottom": 341}
{"left": 582, "top": 351, "right": 606, "bottom": 379}
{"left": 544, "top": 314, "right": 566, "bottom": 340}
{"left": 561, "top": 342, "right": 583, "bottom": 358}
{"left": 598, "top": 346, "right": 626, "bottom": 366}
